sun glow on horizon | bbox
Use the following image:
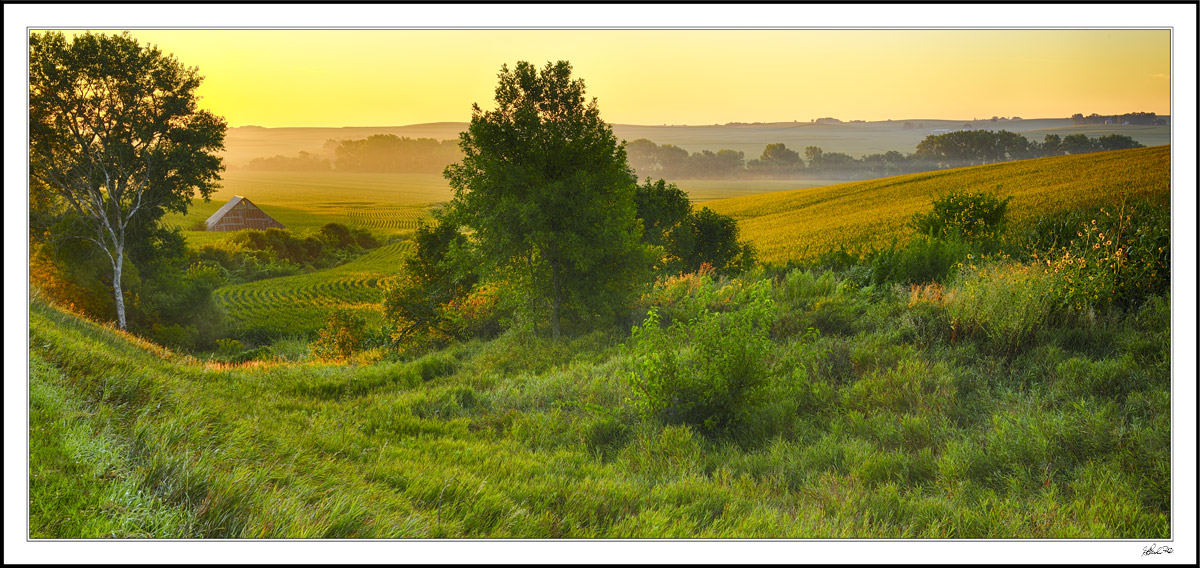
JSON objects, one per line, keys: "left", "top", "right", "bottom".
{"left": 42, "top": 29, "right": 1171, "bottom": 128}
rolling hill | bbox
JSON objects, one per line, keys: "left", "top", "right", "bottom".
{"left": 705, "top": 145, "right": 1171, "bottom": 263}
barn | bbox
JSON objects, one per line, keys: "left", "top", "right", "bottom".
{"left": 204, "top": 196, "right": 285, "bottom": 232}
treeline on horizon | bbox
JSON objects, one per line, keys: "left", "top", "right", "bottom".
{"left": 245, "top": 129, "right": 1148, "bottom": 181}
{"left": 1071, "top": 111, "right": 1167, "bottom": 126}
{"left": 245, "top": 134, "right": 462, "bottom": 173}
{"left": 625, "top": 130, "right": 1146, "bottom": 180}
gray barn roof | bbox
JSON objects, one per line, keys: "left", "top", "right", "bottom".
{"left": 205, "top": 195, "right": 247, "bottom": 228}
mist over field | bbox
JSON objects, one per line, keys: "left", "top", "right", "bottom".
{"left": 222, "top": 117, "right": 1170, "bottom": 185}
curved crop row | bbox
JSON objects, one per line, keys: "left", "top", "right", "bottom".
{"left": 214, "top": 242, "right": 414, "bottom": 338}
{"left": 344, "top": 208, "right": 426, "bottom": 231}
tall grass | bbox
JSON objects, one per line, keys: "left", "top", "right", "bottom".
{"left": 28, "top": 249, "right": 1171, "bottom": 538}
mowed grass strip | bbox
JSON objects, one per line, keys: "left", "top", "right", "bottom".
{"left": 214, "top": 242, "right": 413, "bottom": 339}
{"left": 706, "top": 146, "right": 1170, "bottom": 263}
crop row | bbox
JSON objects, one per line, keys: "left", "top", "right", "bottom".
{"left": 214, "top": 242, "right": 412, "bottom": 338}
{"left": 343, "top": 208, "right": 426, "bottom": 231}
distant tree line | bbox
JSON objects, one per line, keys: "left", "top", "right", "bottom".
{"left": 244, "top": 135, "right": 463, "bottom": 173}
{"left": 246, "top": 150, "right": 331, "bottom": 171}
{"left": 625, "top": 130, "right": 1145, "bottom": 181}
{"left": 1070, "top": 112, "right": 1166, "bottom": 126}
{"left": 333, "top": 135, "right": 462, "bottom": 173}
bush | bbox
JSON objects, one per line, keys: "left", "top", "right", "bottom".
{"left": 911, "top": 189, "right": 1012, "bottom": 244}
{"left": 869, "top": 236, "right": 972, "bottom": 285}
{"left": 626, "top": 280, "right": 774, "bottom": 435}
{"left": 946, "top": 263, "right": 1063, "bottom": 355}
{"left": 1028, "top": 197, "right": 1169, "bottom": 311}
{"left": 312, "top": 309, "right": 368, "bottom": 361}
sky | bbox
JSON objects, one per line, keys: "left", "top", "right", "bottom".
{"left": 44, "top": 28, "right": 1171, "bottom": 128}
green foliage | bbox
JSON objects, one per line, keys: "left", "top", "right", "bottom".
{"left": 946, "top": 263, "right": 1064, "bottom": 356}
{"left": 633, "top": 178, "right": 692, "bottom": 248}
{"left": 910, "top": 189, "right": 1012, "bottom": 244}
{"left": 444, "top": 60, "right": 651, "bottom": 337}
{"left": 311, "top": 309, "right": 367, "bottom": 361}
{"left": 383, "top": 218, "right": 482, "bottom": 344}
{"left": 868, "top": 236, "right": 971, "bottom": 285}
{"left": 196, "top": 223, "right": 381, "bottom": 285}
{"left": 634, "top": 179, "right": 757, "bottom": 277}
{"left": 671, "top": 207, "right": 758, "bottom": 277}
{"left": 1024, "top": 197, "right": 1169, "bottom": 311}
{"left": 627, "top": 280, "right": 775, "bottom": 435}
{"left": 29, "top": 31, "right": 226, "bottom": 330}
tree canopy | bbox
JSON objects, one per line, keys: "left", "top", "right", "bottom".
{"left": 444, "top": 61, "right": 650, "bottom": 337}
{"left": 29, "top": 31, "right": 226, "bottom": 329}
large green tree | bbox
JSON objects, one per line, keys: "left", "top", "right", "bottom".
{"left": 29, "top": 31, "right": 226, "bottom": 329}
{"left": 444, "top": 61, "right": 649, "bottom": 337}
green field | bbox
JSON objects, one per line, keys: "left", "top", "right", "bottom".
{"left": 215, "top": 242, "right": 412, "bottom": 340}
{"left": 707, "top": 145, "right": 1171, "bottom": 263}
{"left": 163, "top": 170, "right": 445, "bottom": 246}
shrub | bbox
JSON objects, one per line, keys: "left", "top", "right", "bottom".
{"left": 1029, "top": 197, "right": 1169, "bottom": 311}
{"left": 910, "top": 189, "right": 1012, "bottom": 243}
{"left": 946, "top": 263, "right": 1063, "bottom": 355}
{"left": 311, "top": 309, "right": 368, "bottom": 361}
{"left": 869, "top": 236, "right": 972, "bottom": 285}
{"left": 626, "top": 280, "right": 774, "bottom": 435}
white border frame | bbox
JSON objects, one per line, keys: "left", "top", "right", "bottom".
{"left": 5, "top": 3, "right": 1196, "bottom": 565}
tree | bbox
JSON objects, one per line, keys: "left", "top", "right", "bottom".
{"left": 444, "top": 61, "right": 650, "bottom": 337}
{"left": 670, "top": 207, "right": 757, "bottom": 276}
{"left": 29, "top": 31, "right": 226, "bottom": 329}
{"left": 633, "top": 178, "right": 691, "bottom": 248}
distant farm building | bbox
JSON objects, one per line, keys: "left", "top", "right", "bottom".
{"left": 204, "top": 196, "right": 285, "bottom": 232}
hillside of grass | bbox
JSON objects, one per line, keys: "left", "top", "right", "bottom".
{"left": 29, "top": 246, "right": 1172, "bottom": 538}
{"left": 707, "top": 146, "right": 1170, "bottom": 263}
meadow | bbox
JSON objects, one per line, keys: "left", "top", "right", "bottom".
{"left": 27, "top": 145, "right": 1173, "bottom": 539}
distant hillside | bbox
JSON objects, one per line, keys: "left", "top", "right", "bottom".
{"left": 222, "top": 119, "right": 1171, "bottom": 169}
{"left": 705, "top": 145, "right": 1170, "bottom": 263}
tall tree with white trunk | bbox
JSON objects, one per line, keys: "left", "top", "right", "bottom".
{"left": 29, "top": 31, "right": 225, "bottom": 329}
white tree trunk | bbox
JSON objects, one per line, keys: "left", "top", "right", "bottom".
{"left": 112, "top": 244, "right": 127, "bottom": 330}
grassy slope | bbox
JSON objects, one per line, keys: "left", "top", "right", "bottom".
{"left": 706, "top": 146, "right": 1171, "bottom": 263}
{"left": 29, "top": 146, "right": 1173, "bottom": 538}
{"left": 28, "top": 264, "right": 1172, "bottom": 538}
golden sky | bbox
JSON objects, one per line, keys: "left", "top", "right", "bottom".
{"left": 52, "top": 29, "right": 1171, "bottom": 127}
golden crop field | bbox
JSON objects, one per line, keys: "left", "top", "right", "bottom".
{"left": 706, "top": 145, "right": 1171, "bottom": 263}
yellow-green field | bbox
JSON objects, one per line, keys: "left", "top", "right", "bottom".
{"left": 707, "top": 145, "right": 1171, "bottom": 263}
{"left": 215, "top": 242, "right": 413, "bottom": 339}
{"left": 163, "top": 170, "right": 446, "bottom": 245}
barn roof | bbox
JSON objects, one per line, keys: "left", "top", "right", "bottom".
{"left": 204, "top": 195, "right": 247, "bottom": 228}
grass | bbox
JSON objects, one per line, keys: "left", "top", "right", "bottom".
{"left": 706, "top": 146, "right": 1170, "bottom": 263}
{"left": 27, "top": 259, "right": 1171, "bottom": 538}
{"left": 27, "top": 145, "right": 1173, "bottom": 539}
